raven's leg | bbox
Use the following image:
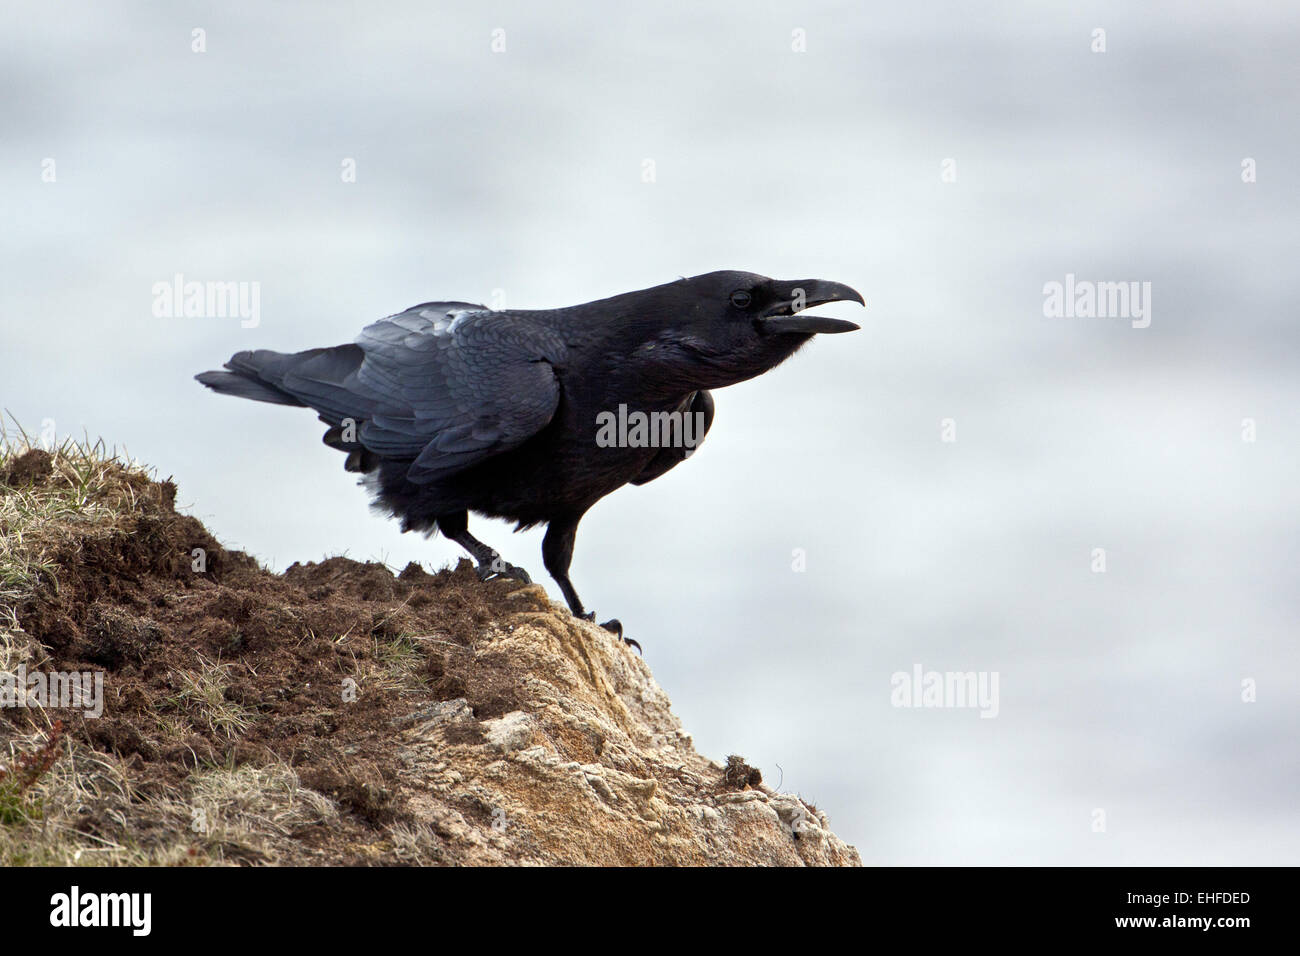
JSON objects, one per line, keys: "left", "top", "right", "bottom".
{"left": 437, "top": 511, "right": 532, "bottom": 584}
{"left": 542, "top": 516, "right": 639, "bottom": 652}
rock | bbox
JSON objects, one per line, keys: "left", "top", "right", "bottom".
{"left": 397, "top": 609, "right": 860, "bottom": 866}
{"left": 481, "top": 711, "right": 535, "bottom": 753}
{"left": 0, "top": 443, "right": 857, "bottom": 866}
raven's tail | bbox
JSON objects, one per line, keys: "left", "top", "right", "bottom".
{"left": 197, "top": 345, "right": 379, "bottom": 471}
{"left": 195, "top": 350, "right": 309, "bottom": 406}
{"left": 196, "top": 345, "right": 368, "bottom": 408}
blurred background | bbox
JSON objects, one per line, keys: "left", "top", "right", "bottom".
{"left": 2, "top": 0, "right": 1296, "bottom": 864}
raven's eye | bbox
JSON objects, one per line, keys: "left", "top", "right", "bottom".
{"left": 729, "top": 290, "right": 752, "bottom": 309}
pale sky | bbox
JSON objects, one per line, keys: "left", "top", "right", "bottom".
{"left": 2, "top": 0, "right": 1297, "bottom": 863}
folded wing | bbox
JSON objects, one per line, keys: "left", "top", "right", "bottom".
{"left": 198, "top": 302, "right": 566, "bottom": 485}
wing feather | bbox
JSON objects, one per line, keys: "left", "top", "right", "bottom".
{"left": 350, "top": 303, "right": 566, "bottom": 483}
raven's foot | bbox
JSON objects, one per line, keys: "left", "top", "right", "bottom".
{"left": 476, "top": 556, "right": 532, "bottom": 584}
{"left": 580, "top": 612, "right": 641, "bottom": 654}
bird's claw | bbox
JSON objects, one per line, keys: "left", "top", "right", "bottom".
{"left": 477, "top": 561, "right": 532, "bottom": 584}
{"left": 579, "top": 614, "right": 641, "bottom": 654}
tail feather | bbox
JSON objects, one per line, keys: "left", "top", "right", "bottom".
{"left": 194, "top": 368, "right": 305, "bottom": 406}
{"left": 197, "top": 345, "right": 381, "bottom": 474}
{"left": 196, "top": 346, "right": 364, "bottom": 409}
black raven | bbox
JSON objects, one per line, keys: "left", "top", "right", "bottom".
{"left": 197, "top": 271, "right": 862, "bottom": 647}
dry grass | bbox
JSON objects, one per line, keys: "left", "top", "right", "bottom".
{"left": 0, "top": 431, "right": 339, "bottom": 866}
{"left": 0, "top": 426, "right": 153, "bottom": 605}
{"left": 0, "top": 724, "right": 336, "bottom": 866}
{"left": 383, "top": 821, "right": 445, "bottom": 865}
{"left": 0, "top": 605, "right": 36, "bottom": 673}
{"left": 0, "top": 727, "right": 180, "bottom": 866}
{"left": 161, "top": 761, "right": 339, "bottom": 864}
{"left": 162, "top": 656, "right": 254, "bottom": 739}
{"left": 367, "top": 634, "right": 428, "bottom": 694}
{"left": 0, "top": 426, "right": 507, "bottom": 866}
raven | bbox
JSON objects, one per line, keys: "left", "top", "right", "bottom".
{"left": 197, "top": 271, "right": 862, "bottom": 647}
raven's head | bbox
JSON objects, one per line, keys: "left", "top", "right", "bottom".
{"left": 617, "top": 270, "right": 864, "bottom": 393}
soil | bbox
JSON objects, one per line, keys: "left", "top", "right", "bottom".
{"left": 1, "top": 448, "right": 860, "bottom": 866}
{"left": 3, "top": 449, "right": 534, "bottom": 861}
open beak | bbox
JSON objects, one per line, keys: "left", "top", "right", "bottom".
{"left": 760, "top": 279, "right": 864, "bottom": 334}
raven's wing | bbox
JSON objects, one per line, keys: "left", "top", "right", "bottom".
{"left": 204, "top": 302, "right": 567, "bottom": 484}
{"left": 629, "top": 390, "right": 715, "bottom": 486}
{"left": 347, "top": 303, "right": 566, "bottom": 484}
{"left": 202, "top": 303, "right": 709, "bottom": 489}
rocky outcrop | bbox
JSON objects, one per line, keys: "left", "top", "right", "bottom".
{"left": 0, "top": 444, "right": 858, "bottom": 866}
{"left": 394, "top": 587, "right": 860, "bottom": 865}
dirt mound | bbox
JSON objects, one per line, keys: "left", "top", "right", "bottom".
{"left": 0, "top": 445, "right": 858, "bottom": 865}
